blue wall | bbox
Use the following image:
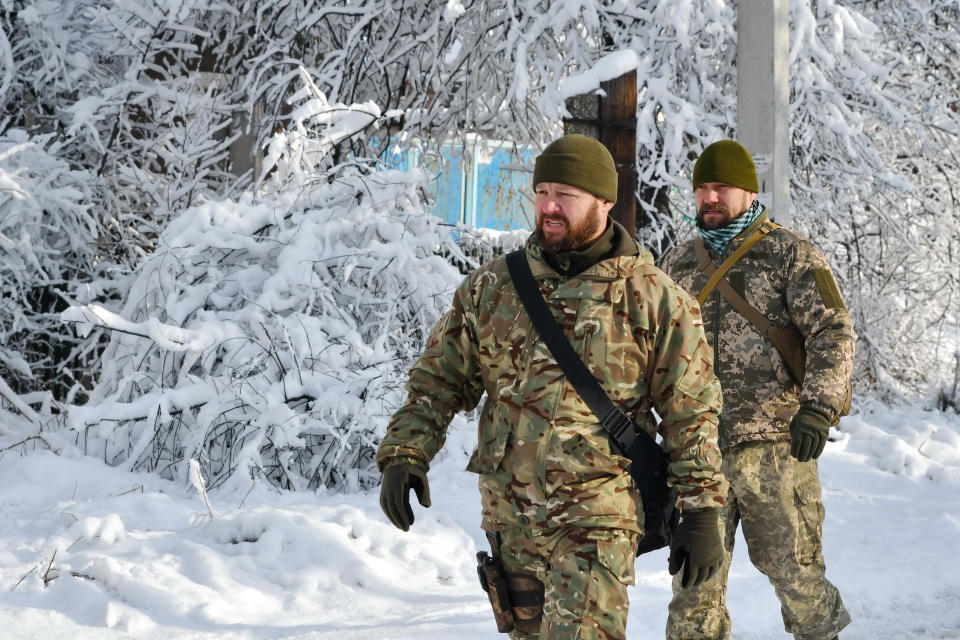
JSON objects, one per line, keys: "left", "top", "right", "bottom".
{"left": 376, "top": 136, "right": 534, "bottom": 232}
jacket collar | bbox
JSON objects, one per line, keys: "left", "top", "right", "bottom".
{"left": 524, "top": 225, "right": 653, "bottom": 281}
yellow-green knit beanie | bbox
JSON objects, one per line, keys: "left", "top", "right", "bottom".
{"left": 532, "top": 134, "right": 618, "bottom": 203}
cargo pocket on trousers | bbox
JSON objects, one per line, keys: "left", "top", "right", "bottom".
{"left": 793, "top": 476, "right": 825, "bottom": 565}
{"left": 573, "top": 530, "right": 636, "bottom": 636}
{"left": 594, "top": 530, "right": 637, "bottom": 587}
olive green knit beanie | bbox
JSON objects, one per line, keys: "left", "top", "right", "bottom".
{"left": 532, "top": 134, "right": 618, "bottom": 203}
{"left": 692, "top": 140, "right": 759, "bottom": 192}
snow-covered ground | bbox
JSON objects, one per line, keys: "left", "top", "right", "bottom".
{"left": 1, "top": 402, "right": 958, "bottom": 640}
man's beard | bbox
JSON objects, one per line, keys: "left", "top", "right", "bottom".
{"left": 535, "top": 200, "right": 605, "bottom": 251}
{"left": 696, "top": 202, "right": 738, "bottom": 230}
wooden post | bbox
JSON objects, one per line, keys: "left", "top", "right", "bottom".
{"left": 563, "top": 70, "right": 638, "bottom": 236}
{"left": 599, "top": 72, "right": 637, "bottom": 236}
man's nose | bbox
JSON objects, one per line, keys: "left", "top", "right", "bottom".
{"left": 540, "top": 197, "right": 561, "bottom": 213}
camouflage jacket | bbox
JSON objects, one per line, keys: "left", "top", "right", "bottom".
{"left": 660, "top": 210, "right": 855, "bottom": 447}
{"left": 377, "top": 235, "right": 728, "bottom": 534}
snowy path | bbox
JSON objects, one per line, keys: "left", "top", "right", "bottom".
{"left": 0, "top": 404, "right": 958, "bottom": 639}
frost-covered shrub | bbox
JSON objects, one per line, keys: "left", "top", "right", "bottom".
{"left": 0, "top": 1, "right": 257, "bottom": 408}
{"left": 0, "top": 130, "right": 107, "bottom": 402}
{"left": 453, "top": 227, "right": 529, "bottom": 274}
{"left": 63, "top": 167, "right": 466, "bottom": 492}
{"left": 52, "top": 68, "right": 485, "bottom": 493}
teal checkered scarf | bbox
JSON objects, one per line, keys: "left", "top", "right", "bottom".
{"left": 697, "top": 199, "right": 765, "bottom": 255}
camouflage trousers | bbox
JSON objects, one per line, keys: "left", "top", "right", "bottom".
{"left": 496, "top": 524, "right": 639, "bottom": 640}
{"left": 666, "top": 440, "right": 850, "bottom": 640}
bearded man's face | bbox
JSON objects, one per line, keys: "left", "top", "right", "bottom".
{"left": 534, "top": 183, "right": 612, "bottom": 251}
{"left": 695, "top": 182, "right": 757, "bottom": 230}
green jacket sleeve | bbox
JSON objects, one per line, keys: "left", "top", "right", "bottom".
{"left": 644, "top": 270, "right": 729, "bottom": 510}
{"left": 782, "top": 240, "right": 855, "bottom": 421}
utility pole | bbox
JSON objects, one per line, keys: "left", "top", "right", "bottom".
{"left": 564, "top": 70, "right": 638, "bottom": 236}
{"left": 737, "top": 0, "right": 790, "bottom": 224}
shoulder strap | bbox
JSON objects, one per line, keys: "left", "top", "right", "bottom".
{"left": 505, "top": 249, "right": 651, "bottom": 455}
{"left": 695, "top": 220, "right": 779, "bottom": 306}
{"left": 693, "top": 223, "right": 806, "bottom": 386}
{"left": 714, "top": 278, "right": 806, "bottom": 386}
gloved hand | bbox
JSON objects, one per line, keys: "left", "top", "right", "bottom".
{"left": 379, "top": 461, "right": 431, "bottom": 531}
{"left": 790, "top": 407, "right": 831, "bottom": 462}
{"left": 669, "top": 507, "right": 723, "bottom": 589}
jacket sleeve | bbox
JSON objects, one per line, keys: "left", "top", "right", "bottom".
{"left": 783, "top": 239, "right": 856, "bottom": 420}
{"left": 644, "top": 271, "right": 729, "bottom": 510}
{"left": 376, "top": 275, "right": 486, "bottom": 471}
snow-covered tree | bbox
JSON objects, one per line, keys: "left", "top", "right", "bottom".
{"left": 2, "top": 0, "right": 959, "bottom": 491}
{"left": 0, "top": 1, "right": 250, "bottom": 402}
{"left": 60, "top": 86, "right": 468, "bottom": 491}
{"left": 782, "top": 0, "right": 960, "bottom": 401}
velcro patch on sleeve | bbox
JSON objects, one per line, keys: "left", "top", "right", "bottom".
{"left": 813, "top": 268, "right": 845, "bottom": 310}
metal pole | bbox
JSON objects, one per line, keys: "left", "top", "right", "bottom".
{"left": 737, "top": 0, "right": 790, "bottom": 225}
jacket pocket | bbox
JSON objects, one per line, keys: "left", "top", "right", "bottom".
{"left": 574, "top": 295, "right": 645, "bottom": 393}
{"left": 466, "top": 400, "right": 511, "bottom": 474}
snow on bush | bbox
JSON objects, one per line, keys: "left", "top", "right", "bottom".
{"left": 61, "top": 170, "right": 465, "bottom": 493}
{"left": 0, "top": 129, "right": 106, "bottom": 405}
{"left": 58, "top": 81, "right": 471, "bottom": 493}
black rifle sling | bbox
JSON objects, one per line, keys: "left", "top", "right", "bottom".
{"left": 504, "top": 249, "right": 655, "bottom": 458}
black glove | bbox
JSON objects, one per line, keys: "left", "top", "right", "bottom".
{"left": 379, "top": 461, "right": 431, "bottom": 531}
{"left": 669, "top": 507, "right": 723, "bottom": 589}
{"left": 790, "top": 407, "right": 831, "bottom": 462}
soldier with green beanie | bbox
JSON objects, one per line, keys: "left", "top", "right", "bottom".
{"left": 659, "top": 139, "right": 854, "bottom": 640}
{"left": 378, "top": 133, "right": 729, "bottom": 639}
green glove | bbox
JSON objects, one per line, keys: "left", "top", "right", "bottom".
{"left": 668, "top": 508, "right": 723, "bottom": 589}
{"left": 790, "top": 407, "right": 831, "bottom": 462}
{"left": 379, "top": 461, "right": 431, "bottom": 531}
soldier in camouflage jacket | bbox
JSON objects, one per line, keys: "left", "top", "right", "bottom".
{"left": 377, "top": 135, "right": 729, "bottom": 640}
{"left": 660, "top": 140, "right": 853, "bottom": 640}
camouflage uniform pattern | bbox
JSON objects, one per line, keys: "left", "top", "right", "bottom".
{"left": 660, "top": 210, "right": 855, "bottom": 446}
{"left": 666, "top": 441, "right": 850, "bottom": 640}
{"left": 660, "top": 210, "right": 853, "bottom": 639}
{"left": 499, "top": 525, "right": 640, "bottom": 640}
{"left": 377, "top": 233, "right": 729, "bottom": 535}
